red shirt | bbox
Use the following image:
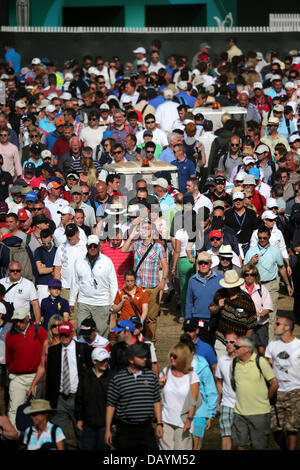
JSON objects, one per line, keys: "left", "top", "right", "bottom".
{"left": 101, "top": 242, "right": 134, "bottom": 289}
{"left": 52, "top": 137, "right": 71, "bottom": 162}
{"left": 6, "top": 322, "right": 48, "bottom": 374}
{"left": 251, "top": 189, "right": 266, "bottom": 217}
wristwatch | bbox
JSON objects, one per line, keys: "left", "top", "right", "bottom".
{"left": 162, "top": 277, "right": 167, "bottom": 281}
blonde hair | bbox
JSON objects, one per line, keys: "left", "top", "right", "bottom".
{"left": 169, "top": 343, "right": 193, "bottom": 374}
{"left": 87, "top": 166, "right": 99, "bottom": 187}
{"left": 48, "top": 315, "right": 63, "bottom": 346}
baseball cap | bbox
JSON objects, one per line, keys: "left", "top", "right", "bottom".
{"left": 87, "top": 235, "right": 100, "bottom": 246}
{"left": 88, "top": 66, "right": 100, "bottom": 76}
{"left": 10, "top": 185, "right": 23, "bottom": 195}
{"left": 133, "top": 47, "right": 146, "bottom": 54}
{"left": 130, "top": 315, "right": 143, "bottom": 327}
{"left": 183, "top": 317, "right": 203, "bottom": 331}
{"left": 15, "top": 100, "right": 26, "bottom": 109}
{"left": 243, "top": 156, "right": 255, "bottom": 165}
{"left": 215, "top": 176, "right": 226, "bottom": 185}
{"left": 267, "top": 117, "right": 280, "bottom": 126}
{"left": 243, "top": 174, "right": 256, "bottom": 185}
{"left": 23, "top": 162, "right": 36, "bottom": 173}
{"left": 57, "top": 206, "right": 75, "bottom": 216}
{"left": 31, "top": 57, "right": 41, "bottom": 65}
{"left": 122, "top": 96, "right": 132, "bottom": 104}
{"left": 55, "top": 116, "right": 65, "bottom": 127}
{"left": 266, "top": 197, "right": 279, "bottom": 209}
{"left": 209, "top": 230, "right": 222, "bottom": 239}
{"left": 61, "top": 92, "right": 72, "bottom": 101}
{"left": 46, "top": 104, "right": 56, "bottom": 113}
{"left": 58, "top": 322, "right": 74, "bottom": 336}
{"left": 253, "top": 82, "right": 263, "bottom": 89}
{"left": 151, "top": 178, "right": 169, "bottom": 190}
{"left": 273, "top": 104, "right": 284, "bottom": 112}
{"left": 112, "top": 320, "right": 135, "bottom": 333}
{"left": 79, "top": 317, "right": 97, "bottom": 336}
{"left": 262, "top": 210, "right": 277, "bottom": 220}
{"left": 46, "top": 180, "right": 61, "bottom": 191}
{"left": 255, "top": 144, "right": 269, "bottom": 155}
{"left": 232, "top": 191, "right": 245, "bottom": 201}
{"left": 178, "top": 81, "right": 188, "bottom": 91}
{"left": 70, "top": 185, "right": 82, "bottom": 195}
{"left": 25, "top": 191, "right": 38, "bottom": 202}
{"left": 204, "top": 175, "right": 215, "bottom": 186}
{"left": 0, "top": 201, "right": 8, "bottom": 214}
{"left": 66, "top": 172, "right": 79, "bottom": 180}
{"left": 100, "top": 103, "right": 110, "bottom": 111}
{"left": 18, "top": 208, "right": 31, "bottom": 221}
{"left": 213, "top": 200, "right": 225, "bottom": 210}
{"left": 92, "top": 348, "right": 110, "bottom": 362}
{"left": 65, "top": 223, "right": 79, "bottom": 237}
{"left": 48, "top": 278, "right": 62, "bottom": 289}
{"left": 41, "top": 149, "right": 52, "bottom": 160}
{"left": 197, "top": 251, "right": 212, "bottom": 262}
{"left": 289, "top": 133, "right": 300, "bottom": 143}
{"left": 11, "top": 307, "right": 30, "bottom": 321}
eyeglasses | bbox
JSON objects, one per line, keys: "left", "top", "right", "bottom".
{"left": 51, "top": 324, "right": 61, "bottom": 329}
{"left": 225, "top": 340, "right": 236, "bottom": 344}
{"left": 33, "top": 207, "right": 43, "bottom": 211}
{"left": 170, "top": 354, "right": 177, "bottom": 359}
{"left": 210, "top": 237, "right": 221, "bottom": 241}
{"left": 113, "top": 150, "right": 122, "bottom": 155}
{"left": 231, "top": 143, "right": 239, "bottom": 147}
{"left": 258, "top": 236, "right": 268, "bottom": 240}
{"left": 234, "top": 198, "right": 244, "bottom": 202}
{"left": 146, "top": 150, "right": 155, "bottom": 154}
{"left": 234, "top": 344, "right": 246, "bottom": 350}
{"left": 10, "top": 269, "right": 21, "bottom": 273}
{"left": 0, "top": 134, "right": 8, "bottom": 137}
{"left": 198, "top": 261, "right": 209, "bottom": 265}
{"left": 244, "top": 273, "right": 255, "bottom": 278}
{"left": 146, "top": 120, "right": 155, "bottom": 124}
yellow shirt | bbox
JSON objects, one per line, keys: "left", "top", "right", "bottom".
{"left": 231, "top": 353, "right": 275, "bottom": 415}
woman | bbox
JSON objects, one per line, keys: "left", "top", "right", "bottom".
{"left": 21, "top": 126, "right": 48, "bottom": 164}
{"left": 159, "top": 343, "right": 200, "bottom": 450}
{"left": 23, "top": 399, "right": 65, "bottom": 450}
{"left": 240, "top": 263, "right": 273, "bottom": 356}
{"left": 75, "top": 348, "right": 115, "bottom": 450}
{"left": 86, "top": 166, "right": 99, "bottom": 188}
{"left": 180, "top": 334, "right": 217, "bottom": 450}
{"left": 183, "top": 122, "right": 206, "bottom": 170}
{"left": 79, "top": 157, "right": 94, "bottom": 184}
{"left": 28, "top": 315, "right": 62, "bottom": 397}
{"left": 97, "top": 137, "right": 115, "bottom": 166}
{"left": 150, "top": 207, "right": 168, "bottom": 242}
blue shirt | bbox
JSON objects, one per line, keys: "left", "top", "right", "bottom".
{"left": 158, "top": 147, "right": 175, "bottom": 163}
{"left": 185, "top": 271, "right": 224, "bottom": 320}
{"left": 33, "top": 245, "right": 57, "bottom": 286}
{"left": 171, "top": 158, "right": 196, "bottom": 193}
{"left": 41, "top": 295, "right": 70, "bottom": 330}
{"left": 5, "top": 48, "right": 21, "bottom": 74}
{"left": 195, "top": 338, "right": 217, "bottom": 367}
{"left": 45, "top": 130, "right": 60, "bottom": 151}
{"left": 38, "top": 118, "right": 56, "bottom": 135}
{"left": 244, "top": 243, "right": 283, "bottom": 282}
{"left": 148, "top": 95, "right": 164, "bottom": 109}
{"left": 155, "top": 192, "right": 176, "bottom": 214}
{"left": 176, "top": 91, "right": 197, "bottom": 108}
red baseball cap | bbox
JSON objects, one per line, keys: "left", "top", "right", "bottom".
{"left": 58, "top": 322, "right": 74, "bottom": 336}
{"left": 18, "top": 208, "right": 31, "bottom": 221}
{"left": 209, "top": 230, "right": 222, "bottom": 239}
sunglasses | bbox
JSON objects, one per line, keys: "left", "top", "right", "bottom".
{"left": 90, "top": 118, "right": 98, "bottom": 121}
{"left": 30, "top": 134, "right": 39, "bottom": 138}
{"left": 244, "top": 273, "right": 255, "bottom": 277}
{"left": 198, "top": 261, "right": 209, "bottom": 265}
{"left": 234, "top": 344, "right": 245, "bottom": 350}
{"left": 0, "top": 134, "right": 8, "bottom": 137}
{"left": 42, "top": 241, "right": 52, "bottom": 246}
{"left": 231, "top": 143, "right": 239, "bottom": 147}
{"left": 33, "top": 207, "right": 43, "bottom": 211}
{"left": 258, "top": 236, "right": 268, "bottom": 240}
{"left": 51, "top": 324, "right": 61, "bottom": 329}
{"left": 82, "top": 192, "right": 90, "bottom": 195}
{"left": 224, "top": 340, "right": 236, "bottom": 344}
{"left": 210, "top": 237, "right": 221, "bottom": 241}
{"left": 146, "top": 120, "right": 155, "bottom": 124}
{"left": 146, "top": 150, "right": 155, "bottom": 154}
{"left": 234, "top": 198, "right": 244, "bottom": 202}
{"left": 275, "top": 321, "right": 285, "bottom": 326}
{"left": 10, "top": 269, "right": 21, "bottom": 273}
{"left": 170, "top": 354, "right": 177, "bottom": 359}
{"left": 113, "top": 150, "right": 122, "bottom": 155}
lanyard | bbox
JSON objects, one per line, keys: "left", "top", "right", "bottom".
{"left": 87, "top": 255, "right": 100, "bottom": 288}
{"left": 234, "top": 211, "right": 246, "bottom": 234}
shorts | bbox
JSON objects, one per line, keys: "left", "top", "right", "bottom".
{"left": 270, "top": 389, "right": 300, "bottom": 433}
{"left": 192, "top": 417, "right": 207, "bottom": 438}
{"left": 232, "top": 413, "right": 270, "bottom": 449}
{"left": 219, "top": 405, "right": 235, "bottom": 437}
{"left": 251, "top": 323, "right": 269, "bottom": 348}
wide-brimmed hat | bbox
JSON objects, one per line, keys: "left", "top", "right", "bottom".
{"left": 219, "top": 245, "right": 233, "bottom": 258}
{"left": 24, "top": 399, "right": 55, "bottom": 415}
{"left": 219, "top": 270, "right": 244, "bottom": 289}
{"left": 105, "top": 203, "right": 126, "bottom": 215}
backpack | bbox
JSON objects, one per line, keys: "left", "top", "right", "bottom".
{"left": 0, "top": 240, "right": 34, "bottom": 282}
{"left": 26, "top": 424, "right": 59, "bottom": 450}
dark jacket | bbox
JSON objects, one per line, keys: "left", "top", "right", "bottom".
{"left": 45, "top": 341, "right": 93, "bottom": 408}
{"left": 109, "top": 340, "right": 152, "bottom": 372}
{"left": 75, "top": 367, "right": 116, "bottom": 426}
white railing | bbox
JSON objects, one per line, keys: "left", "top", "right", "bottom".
{"left": 269, "top": 13, "right": 300, "bottom": 30}
{"left": 1, "top": 25, "right": 300, "bottom": 33}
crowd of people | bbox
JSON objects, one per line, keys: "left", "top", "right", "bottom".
{"left": 0, "top": 37, "right": 299, "bottom": 451}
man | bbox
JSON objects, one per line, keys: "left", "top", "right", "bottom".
{"left": 106, "top": 174, "right": 122, "bottom": 197}
{"left": 255, "top": 143, "right": 277, "bottom": 185}
{"left": 207, "top": 233, "right": 241, "bottom": 269}
{"left": 104, "top": 110, "right": 129, "bottom": 146}
{"left": 215, "top": 331, "right": 237, "bottom": 450}
{"left": 63, "top": 108, "right": 84, "bottom": 137}
{"left": 4, "top": 42, "right": 21, "bottom": 74}
{"left": 70, "top": 234, "right": 118, "bottom": 337}
{"left": 6, "top": 306, "right": 47, "bottom": 426}
{"left": 244, "top": 227, "right": 293, "bottom": 340}
{"left": 105, "top": 343, "right": 162, "bottom": 450}
{"left": 230, "top": 336, "right": 278, "bottom": 450}
{"left": 155, "top": 89, "right": 179, "bottom": 132}
{"left": 151, "top": 177, "right": 175, "bottom": 214}
{"left": 261, "top": 117, "right": 290, "bottom": 157}
{"left": 136, "top": 113, "right": 168, "bottom": 149}
{"left": 171, "top": 144, "right": 196, "bottom": 194}
{"left": 176, "top": 81, "right": 197, "bottom": 108}
{"left": 45, "top": 114, "right": 65, "bottom": 151}
{"left": 38, "top": 104, "right": 56, "bottom": 135}
{"left": 45, "top": 321, "right": 92, "bottom": 448}
{"left": 124, "top": 134, "right": 138, "bottom": 162}
{"left": 53, "top": 224, "right": 87, "bottom": 302}
{"left": 53, "top": 206, "right": 87, "bottom": 246}
{"left": 251, "top": 82, "right": 272, "bottom": 118}
{"left": 120, "top": 79, "right": 140, "bottom": 108}
{"left": 242, "top": 173, "right": 266, "bottom": 217}
{"left": 237, "top": 91, "right": 261, "bottom": 124}
{"left": 79, "top": 110, "right": 105, "bottom": 155}
{"left": 158, "top": 132, "right": 181, "bottom": 164}
{"left": 33, "top": 228, "right": 57, "bottom": 304}
{"left": 185, "top": 251, "right": 223, "bottom": 344}
{"left": 95, "top": 181, "right": 114, "bottom": 220}
{"left": 70, "top": 185, "right": 96, "bottom": 229}
{"left": 0, "top": 153, "right": 13, "bottom": 201}
{"left": 58, "top": 136, "right": 82, "bottom": 175}
{"left": 265, "top": 313, "right": 300, "bottom": 451}
{"left": 44, "top": 179, "right": 69, "bottom": 228}
{"left": 0, "top": 262, "right": 41, "bottom": 323}
{"left": 121, "top": 220, "right": 168, "bottom": 342}
{"left": 186, "top": 176, "right": 213, "bottom": 213}
{"left": 101, "top": 231, "right": 134, "bottom": 289}
{"left": 0, "top": 127, "right": 22, "bottom": 177}
{"left": 217, "top": 135, "right": 243, "bottom": 181}
{"left": 205, "top": 174, "right": 232, "bottom": 208}
{"left": 111, "top": 143, "right": 128, "bottom": 164}
{"left": 227, "top": 37, "right": 243, "bottom": 61}
{"left": 225, "top": 191, "right": 258, "bottom": 257}
{"left": 77, "top": 316, "right": 111, "bottom": 352}
{"left": 182, "top": 317, "right": 217, "bottom": 375}
{"left": 51, "top": 122, "right": 74, "bottom": 162}
{"left": 109, "top": 319, "right": 147, "bottom": 371}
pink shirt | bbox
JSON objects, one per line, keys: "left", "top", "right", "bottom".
{"left": 0, "top": 142, "right": 22, "bottom": 176}
{"left": 101, "top": 242, "right": 134, "bottom": 289}
{"left": 241, "top": 282, "right": 273, "bottom": 325}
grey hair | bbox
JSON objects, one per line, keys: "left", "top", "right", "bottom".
{"left": 239, "top": 336, "right": 254, "bottom": 352}
{"left": 168, "top": 132, "right": 179, "bottom": 144}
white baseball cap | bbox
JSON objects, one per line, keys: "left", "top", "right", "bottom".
{"left": 92, "top": 348, "right": 111, "bottom": 362}
{"left": 15, "top": 100, "right": 26, "bottom": 108}
{"left": 253, "top": 82, "right": 263, "bottom": 89}
{"left": 88, "top": 66, "right": 100, "bottom": 76}
{"left": 243, "top": 156, "right": 255, "bottom": 165}
{"left": 57, "top": 206, "right": 75, "bottom": 216}
{"left": 61, "top": 92, "right": 72, "bottom": 101}
{"left": 232, "top": 191, "right": 245, "bottom": 201}
{"left": 261, "top": 210, "right": 277, "bottom": 220}
{"left": 87, "top": 234, "right": 100, "bottom": 246}
{"left": 266, "top": 197, "right": 279, "bottom": 209}
{"left": 31, "top": 57, "right": 41, "bottom": 65}
{"left": 285, "top": 81, "right": 296, "bottom": 89}
{"left": 133, "top": 47, "right": 146, "bottom": 54}
{"left": 178, "top": 81, "right": 188, "bottom": 91}
{"left": 46, "top": 104, "right": 56, "bottom": 113}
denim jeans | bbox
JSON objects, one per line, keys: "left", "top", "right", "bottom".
{"left": 82, "top": 424, "right": 108, "bottom": 450}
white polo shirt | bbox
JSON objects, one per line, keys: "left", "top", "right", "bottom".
{"left": 0, "top": 276, "right": 38, "bottom": 310}
{"left": 53, "top": 225, "right": 87, "bottom": 247}
{"left": 53, "top": 239, "right": 87, "bottom": 288}
{"left": 44, "top": 196, "right": 69, "bottom": 228}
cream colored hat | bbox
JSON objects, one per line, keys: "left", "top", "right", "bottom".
{"left": 24, "top": 399, "right": 55, "bottom": 415}
{"left": 219, "top": 270, "right": 244, "bottom": 288}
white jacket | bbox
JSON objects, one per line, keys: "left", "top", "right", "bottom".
{"left": 69, "top": 253, "right": 118, "bottom": 307}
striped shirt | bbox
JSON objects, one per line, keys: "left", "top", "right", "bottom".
{"left": 69, "top": 159, "right": 102, "bottom": 174}
{"left": 132, "top": 240, "right": 166, "bottom": 288}
{"left": 107, "top": 367, "right": 160, "bottom": 424}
